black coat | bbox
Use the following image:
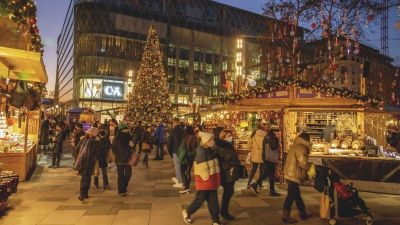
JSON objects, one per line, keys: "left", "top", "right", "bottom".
{"left": 215, "top": 140, "right": 241, "bottom": 184}
{"left": 75, "top": 137, "right": 97, "bottom": 175}
{"left": 167, "top": 125, "right": 184, "bottom": 156}
{"left": 95, "top": 132, "right": 110, "bottom": 168}
{"left": 54, "top": 131, "right": 65, "bottom": 153}
{"left": 112, "top": 129, "right": 133, "bottom": 164}
{"left": 39, "top": 119, "right": 50, "bottom": 145}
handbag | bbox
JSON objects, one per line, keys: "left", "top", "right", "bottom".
{"left": 320, "top": 192, "right": 330, "bottom": 219}
{"left": 263, "top": 143, "right": 279, "bottom": 163}
{"left": 9, "top": 80, "right": 28, "bottom": 108}
{"left": 142, "top": 143, "right": 151, "bottom": 152}
{"left": 129, "top": 151, "right": 140, "bottom": 167}
{"left": 177, "top": 139, "right": 187, "bottom": 164}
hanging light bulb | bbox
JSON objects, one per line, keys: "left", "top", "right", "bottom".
{"left": 396, "top": 69, "right": 399, "bottom": 77}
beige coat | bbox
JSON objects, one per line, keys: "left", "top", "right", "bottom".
{"left": 248, "top": 129, "right": 266, "bottom": 163}
{"left": 284, "top": 136, "right": 312, "bottom": 184}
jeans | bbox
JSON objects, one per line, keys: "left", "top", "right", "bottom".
{"left": 173, "top": 153, "right": 182, "bottom": 183}
{"left": 80, "top": 166, "right": 94, "bottom": 198}
{"left": 283, "top": 180, "right": 305, "bottom": 212}
{"left": 51, "top": 147, "right": 62, "bottom": 167}
{"left": 143, "top": 152, "right": 149, "bottom": 166}
{"left": 187, "top": 190, "right": 220, "bottom": 222}
{"left": 116, "top": 164, "right": 132, "bottom": 194}
{"left": 180, "top": 161, "right": 193, "bottom": 190}
{"left": 156, "top": 144, "right": 164, "bottom": 160}
{"left": 221, "top": 181, "right": 235, "bottom": 216}
{"left": 248, "top": 163, "right": 264, "bottom": 185}
{"left": 257, "top": 161, "right": 276, "bottom": 192}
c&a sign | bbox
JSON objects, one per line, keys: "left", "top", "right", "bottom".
{"left": 102, "top": 80, "right": 124, "bottom": 100}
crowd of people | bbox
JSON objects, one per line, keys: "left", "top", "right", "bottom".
{"left": 38, "top": 116, "right": 315, "bottom": 225}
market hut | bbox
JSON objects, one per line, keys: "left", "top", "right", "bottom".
{"left": 204, "top": 78, "right": 400, "bottom": 194}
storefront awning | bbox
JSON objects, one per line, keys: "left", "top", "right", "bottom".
{"left": 0, "top": 46, "right": 47, "bottom": 83}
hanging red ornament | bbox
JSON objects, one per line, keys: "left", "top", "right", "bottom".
{"left": 311, "top": 22, "right": 317, "bottom": 29}
{"left": 367, "top": 15, "right": 374, "bottom": 21}
{"left": 29, "top": 17, "right": 36, "bottom": 25}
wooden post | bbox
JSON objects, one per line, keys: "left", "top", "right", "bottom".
{"left": 24, "top": 109, "right": 29, "bottom": 152}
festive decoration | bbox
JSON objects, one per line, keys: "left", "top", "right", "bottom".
{"left": 0, "top": 0, "right": 43, "bottom": 52}
{"left": 124, "top": 24, "right": 172, "bottom": 128}
{"left": 210, "top": 77, "right": 382, "bottom": 108}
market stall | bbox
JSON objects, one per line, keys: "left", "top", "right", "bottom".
{"left": 207, "top": 78, "right": 400, "bottom": 194}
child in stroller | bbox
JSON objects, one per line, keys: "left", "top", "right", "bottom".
{"left": 314, "top": 165, "right": 374, "bottom": 225}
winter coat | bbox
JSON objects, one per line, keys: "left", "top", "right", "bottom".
{"left": 54, "top": 131, "right": 65, "bottom": 153}
{"left": 184, "top": 134, "right": 198, "bottom": 164}
{"left": 112, "top": 129, "right": 133, "bottom": 165}
{"left": 95, "top": 131, "right": 110, "bottom": 168}
{"left": 75, "top": 137, "right": 97, "bottom": 175}
{"left": 284, "top": 136, "right": 312, "bottom": 184}
{"left": 193, "top": 146, "right": 221, "bottom": 190}
{"left": 167, "top": 125, "right": 184, "bottom": 156}
{"left": 74, "top": 130, "right": 85, "bottom": 146}
{"left": 134, "top": 125, "right": 144, "bottom": 139}
{"left": 141, "top": 130, "right": 152, "bottom": 152}
{"left": 154, "top": 124, "right": 166, "bottom": 145}
{"left": 215, "top": 140, "right": 241, "bottom": 184}
{"left": 213, "top": 127, "right": 224, "bottom": 141}
{"left": 39, "top": 119, "right": 50, "bottom": 145}
{"left": 248, "top": 129, "right": 267, "bottom": 163}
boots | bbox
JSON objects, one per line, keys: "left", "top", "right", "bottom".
{"left": 282, "top": 209, "right": 298, "bottom": 224}
{"left": 94, "top": 176, "right": 99, "bottom": 189}
{"left": 299, "top": 210, "right": 313, "bottom": 220}
{"left": 55, "top": 155, "right": 60, "bottom": 168}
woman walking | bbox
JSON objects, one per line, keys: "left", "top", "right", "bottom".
{"left": 247, "top": 120, "right": 267, "bottom": 194}
{"left": 282, "top": 132, "right": 313, "bottom": 224}
{"left": 93, "top": 125, "right": 110, "bottom": 189}
{"left": 141, "top": 125, "right": 152, "bottom": 168}
{"left": 49, "top": 123, "right": 66, "bottom": 168}
{"left": 74, "top": 128, "right": 98, "bottom": 201}
{"left": 112, "top": 122, "right": 133, "bottom": 196}
{"left": 182, "top": 132, "right": 222, "bottom": 225}
{"left": 179, "top": 126, "right": 198, "bottom": 194}
{"left": 215, "top": 130, "right": 241, "bottom": 221}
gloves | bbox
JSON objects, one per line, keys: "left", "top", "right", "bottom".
{"left": 307, "top": 164, "right": 316, "bottom": 178}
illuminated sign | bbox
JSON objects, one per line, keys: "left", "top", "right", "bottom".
{"left": 102, "top": 81, "right": 124, "bottom": 100}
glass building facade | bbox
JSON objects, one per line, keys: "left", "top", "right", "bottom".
{"left": 55, "top": 0, "right": 275, "bottom": 115}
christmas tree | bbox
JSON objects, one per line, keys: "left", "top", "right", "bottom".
{"left": 124, "top": 24, "right": 172, "bottom": 128}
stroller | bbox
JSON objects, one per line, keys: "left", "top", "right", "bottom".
{"left": 314, "top": 165, "right": 374, "bottom": 225}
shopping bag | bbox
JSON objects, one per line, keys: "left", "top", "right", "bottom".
{"left": 320, "top": 193, "right": 330, "bottom": 219}
{"left": 129, "top": 152, "right": 140, "bottom": 167}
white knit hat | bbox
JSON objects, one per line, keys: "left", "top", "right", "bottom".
{"left": 198, "top": 132, "right": 214, "bottom": 145}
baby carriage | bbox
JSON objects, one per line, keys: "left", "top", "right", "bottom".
{"left": 314, "top": 165, "right": 374, "bottom": 225}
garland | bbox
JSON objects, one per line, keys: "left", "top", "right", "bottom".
{"left": 210, "top": 78, "right": 382, "bottom": 108}
{"left": 0, "top": 0, "right": 43, "bottom": 52}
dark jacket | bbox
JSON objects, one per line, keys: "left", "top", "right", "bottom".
{"left": 75, "top": 137, "right": 97, "bottom": 175}
{"left": 134, "top": 125, "right": 144, "bottom": 139}
{"left": 213, "top": 126, "right": 224, "bottom": 141}
{"left": 215, "top": 140, "right": 241, "bottom": 184}
{"left": 54, "top": 131, "right": 65, "bottom": 153}
{"left": 95, "top": 131, "right": 110, "bottom": 168}
{"left": 154, "top": 124, "right": 166, "bottom": 145}
{"left": 112, "top": 129, "right": 133, "bottom": 165}
{"left": 74, "top": 130, "right": 85, "bottom": 146}
{"left": 141, "top": 130, "right": 151, "bottom": 145}
{"left": 39, "top": 119, "right": 50, "bottom": 145}
{"left": 167, "top": 125, "right": 184, "bottom": 156}
{"left": 183, "top": 134, "right": 198, "bottom": 164}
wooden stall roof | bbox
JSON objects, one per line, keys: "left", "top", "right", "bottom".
{"left": 0, "top": 46, "right": 47, "bottom": 83}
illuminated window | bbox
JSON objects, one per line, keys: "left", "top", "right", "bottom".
{"left": 206, "top": 64, "right": 213, "bottom": 74}
{"left": 237, "top": 38, "right": 243, "bottom": 49}
{"left": 236, "top": 52, "right": 242, "bottom": 62}
{"left": 179, "top": 60, "right": 189, "bottom": 68}
{"left": 178, "top": 95, "right": 188, "bottom": 104}
{"left": 168, "top": 58, "right": 176, "bottom": 66}
{"left": 213, "top": 75, "right": 219, "bottom": 86}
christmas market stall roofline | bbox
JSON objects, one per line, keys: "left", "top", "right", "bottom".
{"left": 210, "top": 78, "right": 382, "bottom": 109}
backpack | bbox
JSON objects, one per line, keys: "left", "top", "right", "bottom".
{"left": 262, "top": 133, "right": 279, "bottom": 163}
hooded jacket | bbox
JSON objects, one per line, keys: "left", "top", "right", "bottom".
{"left": 193, "top": 146, "right": 221, "bottom": 190}
{"left": 284, "top": 136, "right": 312, "bottom": 184}
{"left": 112, "top": 128, "right": 133, "bottom": 165}
{"left": 248, "top": 129, "right": 267, "bottom": 163}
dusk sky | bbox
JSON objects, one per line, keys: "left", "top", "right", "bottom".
{"left": 36, "top": 0, "right": 400, "bottom": 93}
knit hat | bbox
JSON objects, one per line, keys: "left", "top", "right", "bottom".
{"left": 118, "top": 122, "right": 128, "bottom": 131}
{"left": 198, "top": 132, "right": 214, "bottom": 145}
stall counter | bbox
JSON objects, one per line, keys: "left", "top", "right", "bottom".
{"left": 0, "top": 144, "right": 36, "bottom": 181}
{"left": 309, "top": 155, "right": 400, "bottom": 194}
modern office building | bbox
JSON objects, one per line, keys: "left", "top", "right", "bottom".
{"left": 55, "top": 0, "right": 292, "bottom": 118}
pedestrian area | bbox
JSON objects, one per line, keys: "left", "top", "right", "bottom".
{"left": 1, "top": 155, "right": 400, "bottom": 225}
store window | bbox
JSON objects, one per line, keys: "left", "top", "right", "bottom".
{"left": 79, "top": 78, "right": 125, "bottom": 101}
{"left": 178, "top": 95, "right": 188, "bottom": 104}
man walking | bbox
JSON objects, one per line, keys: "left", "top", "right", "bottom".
{"left": 154, "top": 122, "right": 166, "bottom": 160}
{"left": 168, "top": 118, "right": 185, "bottom": 188}
{"left": 134, "top": 122, "right": 144, "bottom": 153}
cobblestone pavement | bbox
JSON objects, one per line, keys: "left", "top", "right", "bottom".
{"left": 1, "top": 149, "right": 399, "bottom": 225}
